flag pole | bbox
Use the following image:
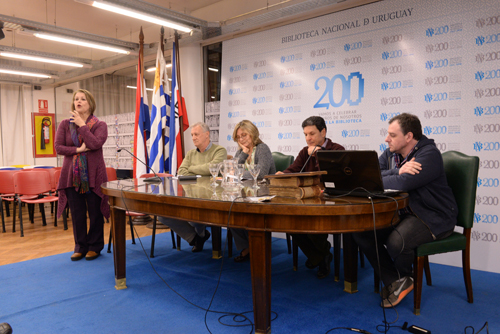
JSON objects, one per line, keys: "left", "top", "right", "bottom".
{"left": 174, "top": 31, "right": 186, "bottom": 159}
{"left": 139, "top": 27, "right": 149, "bottom": 172}
{"left": 139, "top": 27, "right": 144, "bottom": 87}
{"left": 160, "top": 26, "right": 164, "bottom": 54}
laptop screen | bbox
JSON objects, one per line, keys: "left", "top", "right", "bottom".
{"left": 316, "top": 150, "right": 386, "bottom": 195}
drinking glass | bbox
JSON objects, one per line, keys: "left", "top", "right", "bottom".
{"left": 237, "top": 163, "right": 246, "bottom": 187}
{"left": 209, "top": 162, "right": 220, "bottom": 186}
{"left": 248, "top": 164, "right": 261, "bottom": 189}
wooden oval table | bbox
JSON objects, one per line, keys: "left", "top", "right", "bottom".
{"left": 102, "top": 176, "right": 408, "bottom": 334}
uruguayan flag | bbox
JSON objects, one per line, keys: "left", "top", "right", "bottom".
{"left": 149, "top": 45, "right": 169, "bottom": 174}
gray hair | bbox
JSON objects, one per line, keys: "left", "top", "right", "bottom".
{"left": 191, "top": 122, "right": 210, "bottom": 133}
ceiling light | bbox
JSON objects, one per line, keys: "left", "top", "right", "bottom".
{"left": 0, "top": 69, "right": 52, "bottom": 78}
{"left": 91, "top": 1, "right": 192, "bottom": 33}
{"left": 34, "top": 32, "right": 130, "bottom": 54}
{"left": 208, "top": 67, "right": 219, "bottom": 72}
{"left": 0, "top": 52, "right": 86, "bottom": 67}
{"left": 127, "top": 85, "right": 153, "bottom": 92}
{"left": 146, "top": 64, "right": 172, "bottom": 72}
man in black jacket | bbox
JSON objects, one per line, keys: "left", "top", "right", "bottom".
{"left": 354, "top": 113, "right": 457, "bottom": 307}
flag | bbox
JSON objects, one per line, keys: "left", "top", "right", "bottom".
{"left": 165, "top": 41, "right": 189, "bottom": 175}
{"left": 149, "top": 45, "right": 169, "bottom": 174}
{"left": 133, "top": 55, "right": 150, "bottom": 178}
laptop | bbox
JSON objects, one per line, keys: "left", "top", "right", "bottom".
{"left": 316, "top": 150, "right": 401, "bottom": 197}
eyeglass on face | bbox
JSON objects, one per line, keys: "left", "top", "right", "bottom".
{"left": 236, "top": 132, "right": 249, "bottom": 141}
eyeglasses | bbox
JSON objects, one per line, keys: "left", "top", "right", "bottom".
{"left": 235, "top": 133, "right": 249, "bottom": 140}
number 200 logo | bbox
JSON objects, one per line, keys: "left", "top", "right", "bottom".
{"left": 314, "top": 72, "right": 365, "bottom": 109}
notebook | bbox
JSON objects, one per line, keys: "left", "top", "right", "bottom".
{"left": 316, "top": 150, "right": 401, "bottom": 197}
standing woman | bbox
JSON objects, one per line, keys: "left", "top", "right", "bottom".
{"left": 55, "top": 89, "right": 109, "bottom": 261}
{"left": 230, "top": 120, "right": 276, "bottom": 262}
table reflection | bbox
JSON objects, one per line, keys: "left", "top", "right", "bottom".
{"left": 104, "top": 176, "right": 402, "bottom": 207}
{"left": 106, "top": 176, "right": 272, "bottom": 202}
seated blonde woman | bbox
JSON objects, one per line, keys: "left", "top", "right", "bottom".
{"left": 229, "top": 120, "right": 276, "bottom": 262}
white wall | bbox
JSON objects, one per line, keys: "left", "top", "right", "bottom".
{"left": 179, "top": 42, "right": 204, "bottom": 153}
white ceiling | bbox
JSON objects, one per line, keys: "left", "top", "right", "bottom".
{"left": 0, "top": 0, "right": 358, "bottom": 85}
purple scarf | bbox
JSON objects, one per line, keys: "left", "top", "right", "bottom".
{"left": 70, "top": 115, "right": 98, "bottom": 193}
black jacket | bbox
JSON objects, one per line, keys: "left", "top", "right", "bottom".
{"left": 379, "top": 135, "right": 457, "bottom": 237}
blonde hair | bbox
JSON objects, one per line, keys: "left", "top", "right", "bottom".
{"left": 71, "top": 89, "right": 96, "bottom": 115}
{"left": 232, "top": 120, "right": 263, "bottom": 147}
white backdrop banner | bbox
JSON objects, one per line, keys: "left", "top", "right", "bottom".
{"left": 220, "top": 0, "right": 500, "bottom": 273}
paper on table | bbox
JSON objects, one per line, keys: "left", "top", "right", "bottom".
{"left": 246, "top": 195, "right": 276, "bottom": 202}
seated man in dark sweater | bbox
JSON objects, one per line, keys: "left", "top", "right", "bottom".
{"left": 277, "top": 116, "right": 344, "bottom": 279}
{"left": 354, "top": 113, "right": 457, "bottom": 308}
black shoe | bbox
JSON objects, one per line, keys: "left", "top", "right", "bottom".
{"left": 192, "top": 230, "right": 211, "bottom": 252}
{"left": 234, "top": 250, "right": 250, "bottom": 263}
{"left": 0, "top": 323, "right": 13, "bottom": 334}
{"left": 305, "top": 259, "right": 319, "bottom": 269}
{"left": 317, "top": 252, "right": 333, "bottom": 279}
{"left": 306, "top": 241, "right": 331, "bottom": 269}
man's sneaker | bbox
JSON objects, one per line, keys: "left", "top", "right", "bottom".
{"left": 381, "top": 284, "right": 391, "bottom": 299}
{"left": 0, "top": 323, "right": 13, "bottom": 334}
{"left": 381, "top": 276, "right": 414, "bottom": 308}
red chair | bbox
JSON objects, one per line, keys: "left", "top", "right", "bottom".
{"left": 105, "top": 167, "right": 117, "bottom": 182}
{"left": 53, "top": 169, "right": 68, "bottom": 230}
{"left": 46, "top": 168, "right": 57, "bottom": 192}
{"left": 106, "top": 172, "right": 176, "bottom": 258}
{"left": 0, "top": 170, "right": 19, "bottom": 233}
{"left": 106, "top": 167, "right": 140, "bottom": 250}
{"left": 13, "top": 170, "right": 59, "bottom": 237}
{"left": 21, "top": 169, "right": 54, "bottom": 227}
{"left": 40, "top": 168, "right": 59, "bottom": 215}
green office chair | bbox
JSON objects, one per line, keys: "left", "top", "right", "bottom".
{"left": 413, "top": 151, "right": 479, "bottom": 315}
{"left": 271, "top": 152, "right": 294, "bottom": 172}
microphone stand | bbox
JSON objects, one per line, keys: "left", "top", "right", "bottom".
{"left": 299, "top": 145, "right": 321, "bottom": 173}
{"left": 117, "top": 148, "right": 162, "bottom": 183}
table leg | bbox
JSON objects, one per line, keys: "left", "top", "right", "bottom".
{"left": 333, "top": 234, "right": 341, "bottom": 282}
{"left": 211, "top": 226, "right": 222, "bottom": 259}
{"left": 248, "top": 230, "right": 271, "bottom": 334}
{"left": 343, "top": 233, "right": 358, "bottom": 293}
{"left": 111, "top": 207, "right": 127, "bottom": 290}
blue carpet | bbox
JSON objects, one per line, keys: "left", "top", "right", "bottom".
{"left": 1, "top": 230, "right": 499, "bottom": 333}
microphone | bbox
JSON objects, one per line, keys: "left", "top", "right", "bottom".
{"left": 299, "top": 145, "right": 321, "bottom": 173}
{"left": 117, "top": 148, "right": 162, "bottom": 183}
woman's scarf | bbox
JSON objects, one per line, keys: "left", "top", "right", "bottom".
{"left": 70, "top": 115, "right": 98, "bottom": 193}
